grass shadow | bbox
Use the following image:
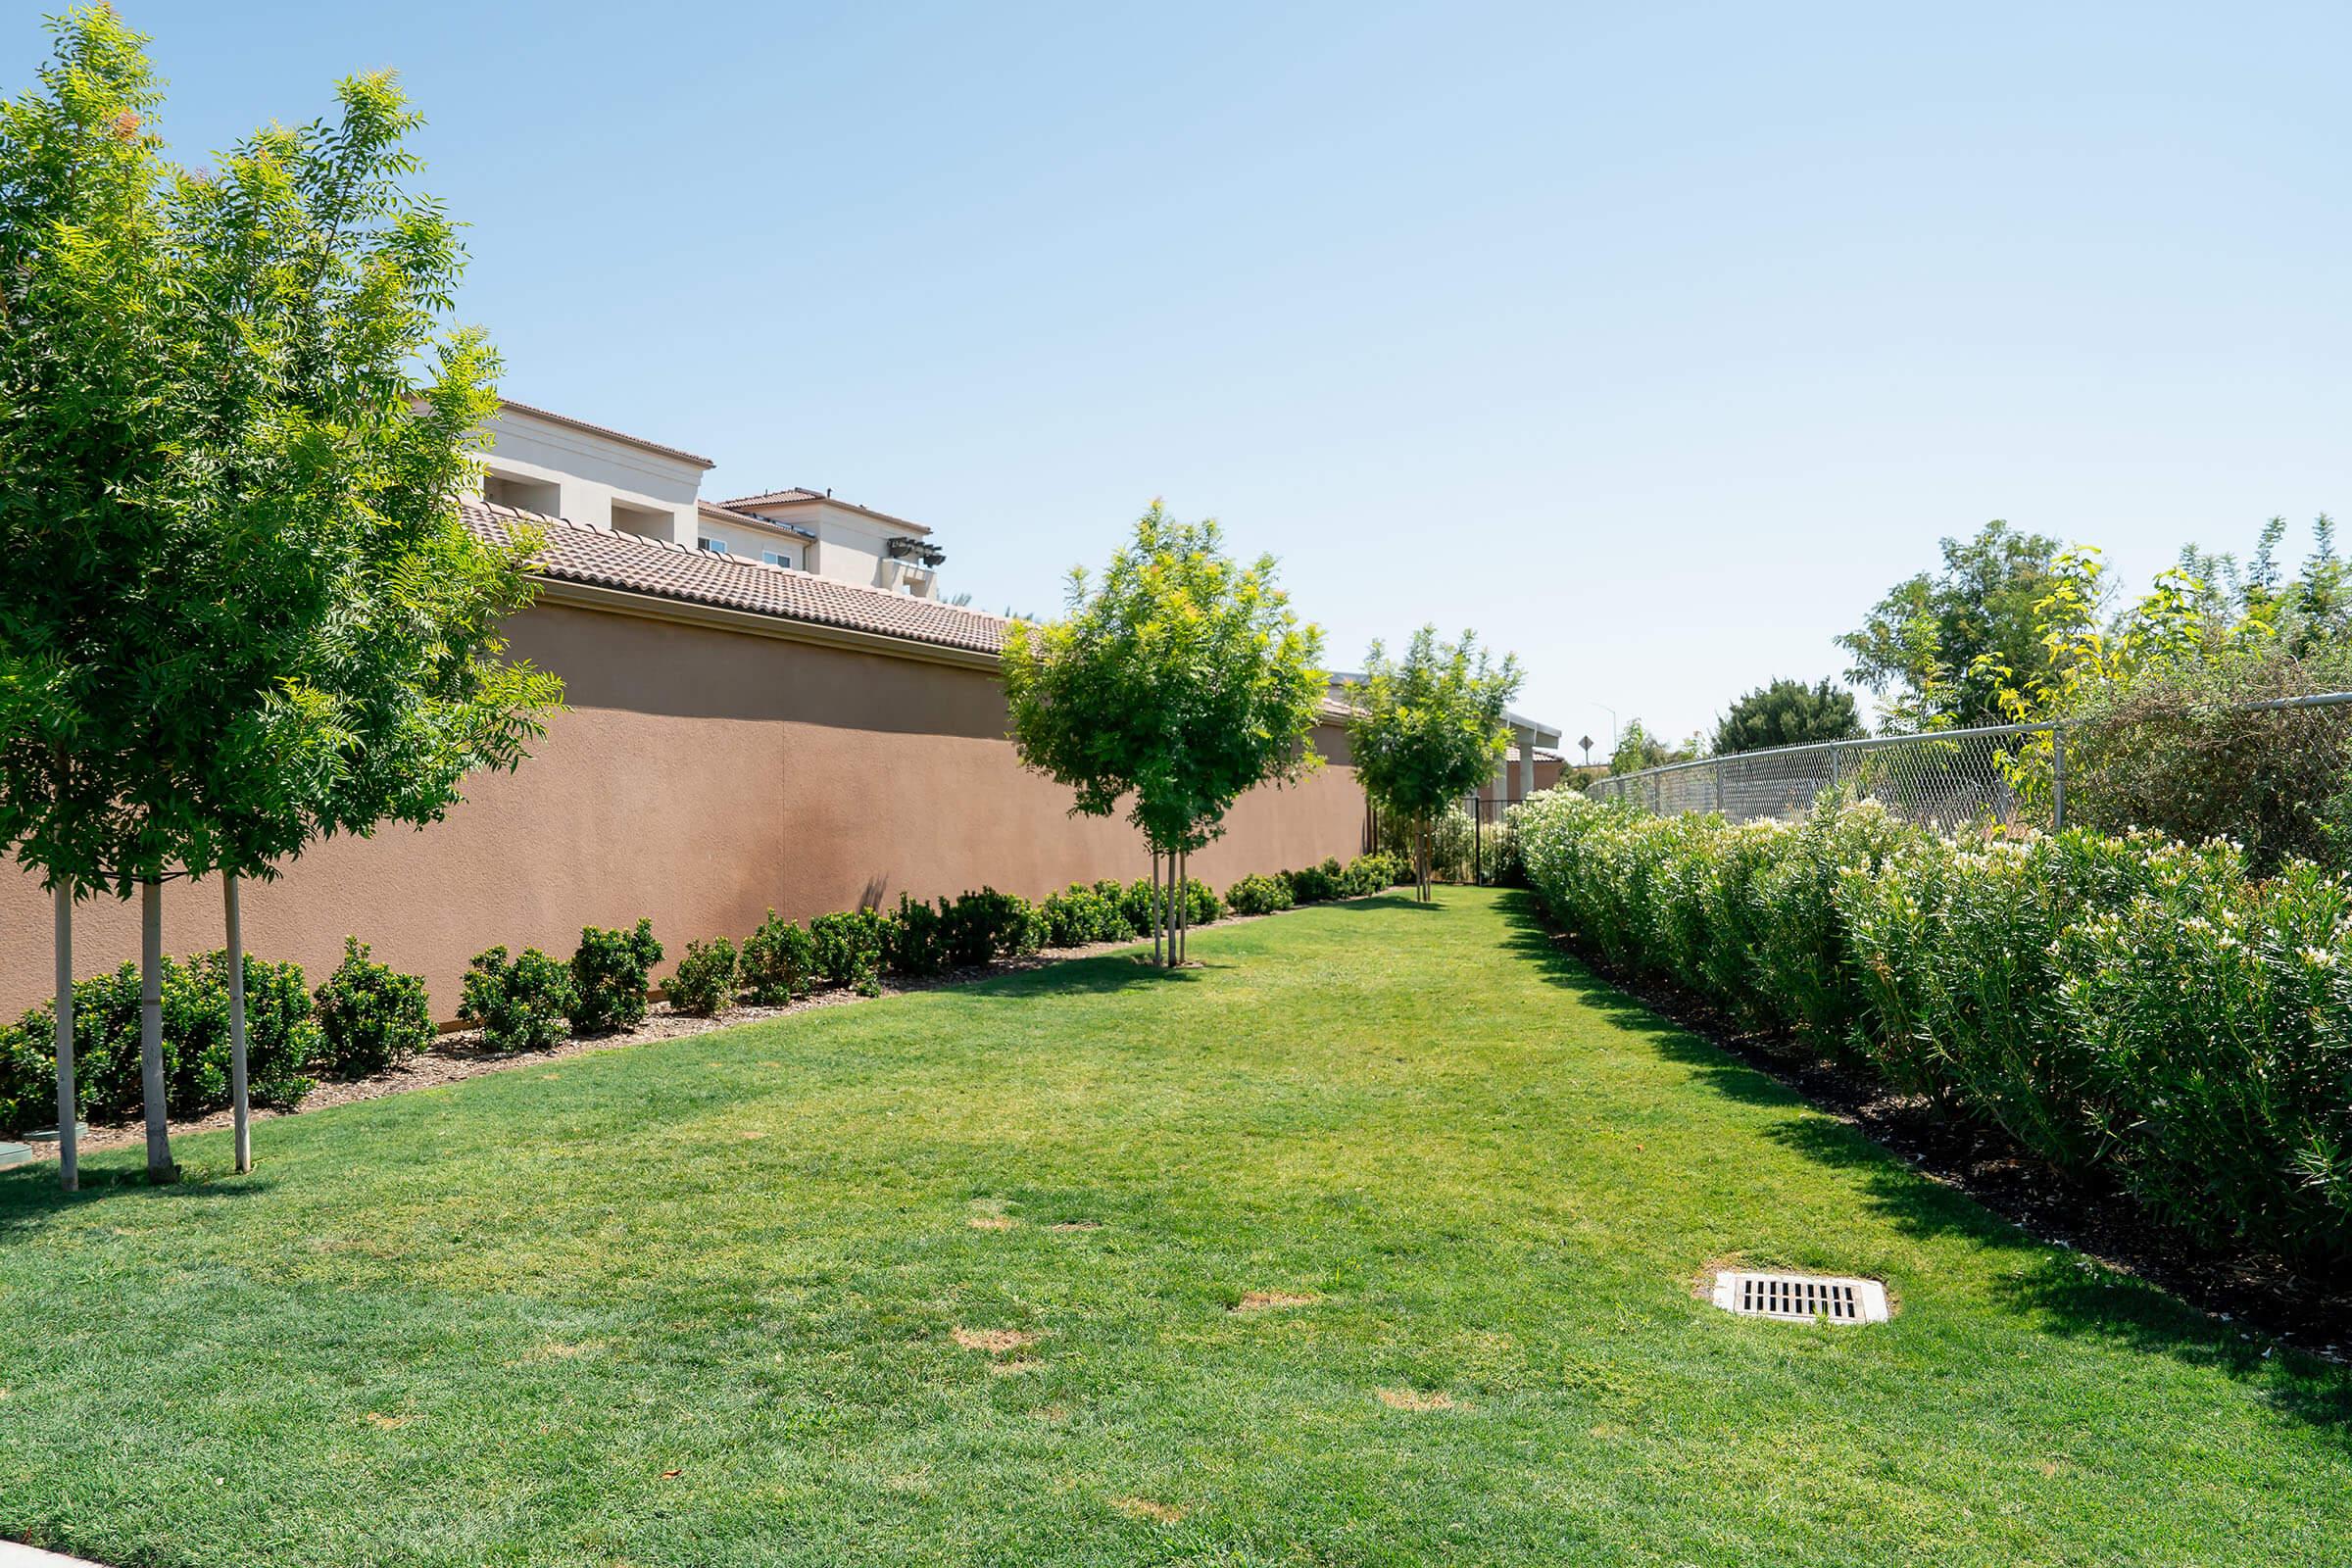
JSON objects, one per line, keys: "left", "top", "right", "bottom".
{"left": 1491, "top": 890, "right": 2352, "bottom": 1436}
{"left": 961, "top": 951, "right": 1225, "bottom": 1003}
{"left": 0, "top": 1158, "right": 275, "bottom": 1237}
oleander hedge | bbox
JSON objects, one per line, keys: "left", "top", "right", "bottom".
{"left": 1515, "top": 790, "right": 2352, "bottom": 1270}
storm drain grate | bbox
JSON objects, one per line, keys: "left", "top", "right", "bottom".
{"left": 1710, "top": 1270, "right": 1890, "bottom": 1324}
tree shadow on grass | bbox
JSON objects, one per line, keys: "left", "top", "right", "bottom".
{"left": 961, "top": 952, "right": 1224, "bottom": 1003}
{"left": 1492, "top": 891, "right": 2352, "bottom": 1437}
{"left": 0, "top": 1158, "right": 273, "bottom": 1238}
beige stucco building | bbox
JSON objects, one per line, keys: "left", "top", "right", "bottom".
{"left": 476, "top": 402, "right": 945, "bottom": 598}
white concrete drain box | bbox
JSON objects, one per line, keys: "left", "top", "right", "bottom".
{"left": 1711, "top": 1270, "right": 1890, "bottom": 1325}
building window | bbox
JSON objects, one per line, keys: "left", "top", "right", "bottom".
{"left": 698, "top": 537, "right": 729, "bottom": 555}
{"left": 762, "top": 549, "right": 796, "bottom": 569}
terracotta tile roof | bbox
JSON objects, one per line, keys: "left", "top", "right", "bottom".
{"left": 466, "top": 500, "right": 1009, "bottom": 657}
{"left": 697, "top": 499, "right": 815, "bottom": 541}
{"left": 722, "top": 488, "right": 933, "bottom": 536}
{"left": 722, "top": 487, "right": 828, "bottom": 508}
{"left": 495, "top": 399, "right": 716, "bottom": 469}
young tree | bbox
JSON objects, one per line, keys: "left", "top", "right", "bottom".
{"left": 1838, "top": 520, "right": 2068, "bottom": 730}
{"left": 0, "top": 9, "right": 562, "bottom": 1184}
{"left": 1712, "top": 677, "right": 1866, "bottom": 754}
{"left": 1344, "top": 628, "right": 1523, "bottom": 903}
{"left": 1003, "top": 502, "right": 1326, "bottom": 966}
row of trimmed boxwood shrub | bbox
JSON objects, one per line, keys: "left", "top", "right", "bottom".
{"left": 0, "top": 854, "right": 1415, "bottom": 1133}
{"left": 0, "top": 939, "right": 433, "bottom": 1136}
{"left": 1515, "top": 790, "right": 2352, "bottom": 1273}
{"left": 456, "top": 856, "right": 1408, "bottom": 1049}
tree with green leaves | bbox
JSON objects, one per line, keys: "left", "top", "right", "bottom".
{"left": 1838, "top": 520, "right": 2067, "bottom": 731}
{"left": 1344, "top": 628, "right": 1522, "bottom": 903}
{"left": 1003, "top": 502, "right": 1325, "bottom": 967}
{"left": 0, "top": 8, "right": 562, "bottom": 1186}
{"left": 1712, "top": 677, "right": 1865, "bottom": 755}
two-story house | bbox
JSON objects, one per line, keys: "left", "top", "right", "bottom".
{"left": 475, "top": 400, "right": 945, "bottom": 599}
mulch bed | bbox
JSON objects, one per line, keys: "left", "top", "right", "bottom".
{"left": 1520, "top": 917, "right": 2352, "bottom": 1362}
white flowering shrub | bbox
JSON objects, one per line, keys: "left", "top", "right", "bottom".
{"left": 1515, "top": 790, "right": 2352, "bottom": 1268}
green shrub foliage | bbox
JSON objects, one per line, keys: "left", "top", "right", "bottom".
{"left": 1041, "top": 883, "right": 1131, "bottom": 947}
{"left": 944, "top": 889, "right": 1045, "bottom": 965}
{"left": 568, "top": 919, "right": 662, "bottom": 1035}
{"left": 884, "top": 895, "right": 948, "bottom": 978}
{"left": 1517, "top": 791, "right": 2352, "bottom": 1269}
{"left": 742, "top": 910, "right": 816, "bottom": 1005}
{"left": 460, "top": 946, "right": 576, "bottom": 1054}
{"left": 668, "top": 938, "right": 740, "bottom": 1016}
{"left": 1, "top": 952, "right": 319, "bottom": 1132}
{"left": 810, "top": 909, "right": 886, "bottom": 990}
{"left": 313, "top": 938, "right": 433, "bottom": 1076}
{"left": 1225, "top": 873, "right": 1294, "bottom": 916}
{"left": 1284, "top": 858, "right": 1347, "bottom": 904}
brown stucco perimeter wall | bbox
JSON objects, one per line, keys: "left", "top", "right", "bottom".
{"left": 0, "top": 602, "right": 1368, "bottom": 1021}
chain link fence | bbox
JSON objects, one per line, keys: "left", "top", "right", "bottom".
{"left": 1592, "top": 722, "right": 2058, "bottom": 831}
{"left": 1589, "top": 692, "right": 2352, "bottom": 835}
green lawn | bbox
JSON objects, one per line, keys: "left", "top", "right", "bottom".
{"left": 2, "top": 888, "right": 2345, "bottom": 1566}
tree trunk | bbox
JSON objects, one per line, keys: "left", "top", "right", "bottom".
{"left": 224, "top": 874, "right": 251, "bottom": 1175}
{"left": 53, "top": 883, "right": 75, "bottom": 1195}
{"left": 1151, "top": 850, "right": 1163, "bottom": 967}
{"left": 1176, "top": 850, "right": 1189, "bottom": 964}
{"left": 139, "top": 877, "right": 174, "bottom": 1182}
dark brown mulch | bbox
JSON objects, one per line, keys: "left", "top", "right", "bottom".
{"left": 1519, "top": 917, "right": 2352, "bottom": 1362}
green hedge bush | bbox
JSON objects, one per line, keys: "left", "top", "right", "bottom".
{"left": 742, "top": 910, "right": 816, "bottom": 1004}
{"left": 1518, "top": 791, "right": 2352, "bottom": 1270}
{"left": 460, "top": 946, "right": 575, "bottom": 1054}
{"left": 0, "top": 952, "right": 319, "bottom": 1133}
{"left": 1284, "top": 858, "right": 1346, "bottom": 904}
{"left": 568, "top": 919, "right": 662, "bottom": 1035}
{"left": 810, "top": 909, "right": 886, "bottom": 991}
{"left": 942, "top": 888, "right": 1046, "bottom": 965}
{"left": 313, "top": 939, "right": 433, "bottom": 1076}
{"left": 668, "top": 937, "right": 740, "bottom": 1016}
{"left": 884, "top": 894, "right": 949, "bottom": 977}
{"left": 1225, "top": 872, "right": 1293, "bottom": 916}
{"left": 1041, "top": 882, "right": 1130, "bottom": 947}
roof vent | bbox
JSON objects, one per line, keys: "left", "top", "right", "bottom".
{"left": 1710, "top": 1270, "right": 1890, "bottom": 1325}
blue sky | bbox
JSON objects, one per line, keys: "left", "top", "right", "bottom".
{"left": 26, "top": 1, "right": 2351, "bottom": 751}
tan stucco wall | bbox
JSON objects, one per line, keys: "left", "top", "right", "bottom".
{"left": 0, "top": 603, "right": 1367, "bottom": 1021}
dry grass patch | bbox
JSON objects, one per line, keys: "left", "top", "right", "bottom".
{"left": 362, "top": 1411, "right": 415, "bottom": 1430}
{"left": 1233, "top": 1291, "right": 1319, "bottom": 1312}
{"left": 991, "top": 1357, "right": 1044, "bottom": 1377}
{"left": 1109, "top": 1496, "right": 1186, "bottom": 1524}
{"left": 952, "top": 1327, "right": 1040, "bottom": 1355}
{"left": 1377, "top": 1388, "right": 1459, "bottom": 1412}
{"left": 967, "top": 1214, "right": 1017, "bottom": 1231}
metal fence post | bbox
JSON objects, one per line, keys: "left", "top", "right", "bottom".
{"left": 2051, "top": 724, "right": 2067, "bottom": 832}
{"left": 1713, "top": 760, "right": 1725, "bottom": 818}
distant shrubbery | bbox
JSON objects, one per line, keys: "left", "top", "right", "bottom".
{"left": 1223, "top": 873, "right": 1292, "bottom": 916}
{"left": 667, "top": 938, "right": 740, "bottom": 1017}
{"left": 1, "top": 952, "right": 320, "bottom": 1133}
{"left": 460, "top": 946, "right": 576, "bottom": 1054}
{"left": 0, "top": 851, "right": 1408, "bottom": 1136}
{"left": 314, "top": 939, "right": 433, "bottom": 1076}
{"left": 741, "top": 910, "right": 815, "bottom": 1005}
{"left": 568, "top": 919, "right": 662, "bottom": 1035}
{"left": 1518, "top": 790, "right": 2352, "bottom": 1271}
